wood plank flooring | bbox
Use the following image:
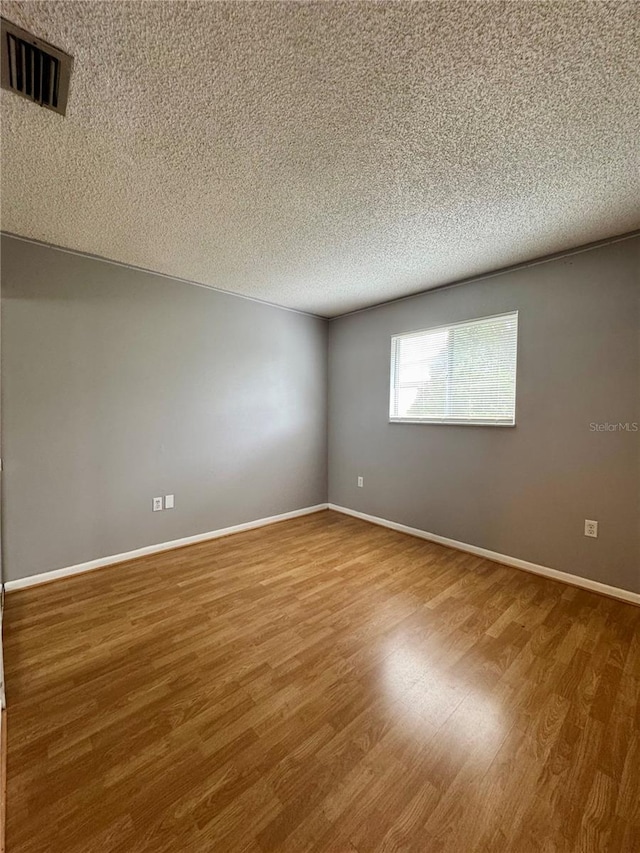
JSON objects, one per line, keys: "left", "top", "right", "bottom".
{"left": 4, "top": 509, "right": 640, "bottom": 852}
{"left": 1, "top": 709, "right": 6, "bottom": 853}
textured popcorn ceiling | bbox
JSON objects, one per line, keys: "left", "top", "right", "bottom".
{"left": 1, "top": 1, "right": 639, "bottom": 316}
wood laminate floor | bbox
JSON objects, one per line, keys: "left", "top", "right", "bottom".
{"left": 4, "top": 510, "right": 640, "bottom": 852}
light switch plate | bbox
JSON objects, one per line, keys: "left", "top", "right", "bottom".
{"left": 165, "top": 494, "right": 175, "bottom": 509}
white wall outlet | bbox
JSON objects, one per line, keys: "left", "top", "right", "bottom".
{"left": 357, "top": 476, "right": 364, "bottom": 488}
{"left": 164, "top": 494, "right": 175, "bottom": 510}
{"left": 584, "top": 519, "right": 598, "bottom": 538}
{"left": 152, "top": 497, "right": 163, "bottom": 512}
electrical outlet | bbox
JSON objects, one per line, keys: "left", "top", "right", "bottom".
{"left": 164, "top": 494, "right": 175, "bottom": 509}
{"left": 152, "top": 497, "right": 163, "bottom": 512}
{"left": 357, "top": 476, "right": 364, "bottom": 488}
{"left": 584, "top": 519, "right": 598, "bottom": 538}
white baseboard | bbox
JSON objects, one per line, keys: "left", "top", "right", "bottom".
{"left": 328, "top": 504, "right": 640, "bottom": 606}
{"left": 8, "top": 502, "right": 638, "bottom": 607}
{"left": 5, "top": 504, "right": 329, "bottom": 592}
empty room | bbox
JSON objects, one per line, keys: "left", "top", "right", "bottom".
{"left": 0, "top": 1, "right": 639, "bottom": 851}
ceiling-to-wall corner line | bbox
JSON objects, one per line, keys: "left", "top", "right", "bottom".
{"left": 328, "top": 228, "right": 640, "bottom": 321}
{"left": 0, "top": 231, "right": 329, "bottom": 321}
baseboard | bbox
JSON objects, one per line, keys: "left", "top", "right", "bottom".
{"left": 328, "top": 504, "right": 640, "bottom": 606}
{"left": 5, "top": 504, "right": 329, "bottom": 592}
{"left": 8, "top": 501, "right": 638, "bottom": 606}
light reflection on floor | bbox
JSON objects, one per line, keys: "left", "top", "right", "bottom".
{"left": 382, "top": 638, "right": 506, "bottom": 751}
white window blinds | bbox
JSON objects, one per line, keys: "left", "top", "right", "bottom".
{"left": 389, "top": 312, "right": 518, "bottom": 425}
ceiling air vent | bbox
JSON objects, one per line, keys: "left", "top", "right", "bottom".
{"left": 1, "top": 17, "right": 73, "bottom": 116}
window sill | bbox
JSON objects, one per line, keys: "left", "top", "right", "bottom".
{"left": 389, "top": 418, "right": 516, "bottom": 427}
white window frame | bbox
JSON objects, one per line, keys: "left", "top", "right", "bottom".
{"left": 389, "top": 311, "right": 518, "bottom": 427}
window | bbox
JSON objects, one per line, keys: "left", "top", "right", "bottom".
{"left": 389, "top": 312, "right": 518, "bottom": 425}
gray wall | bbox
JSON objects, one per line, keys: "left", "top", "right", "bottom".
{"left": 3, "top": 234, "right": 639, "bottom": 593}
{"left": 1, "top": 236, "right": 328, "bottom": 582}
{"left": 328, "top": 237, "right": 640, "bottom": 593}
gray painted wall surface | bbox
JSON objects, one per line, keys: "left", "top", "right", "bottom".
{"left": 1, "top": 236, "right": 328, "bottom": 582}
{"left": 328, "top": 238, "right": 640, "bottom": 593}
